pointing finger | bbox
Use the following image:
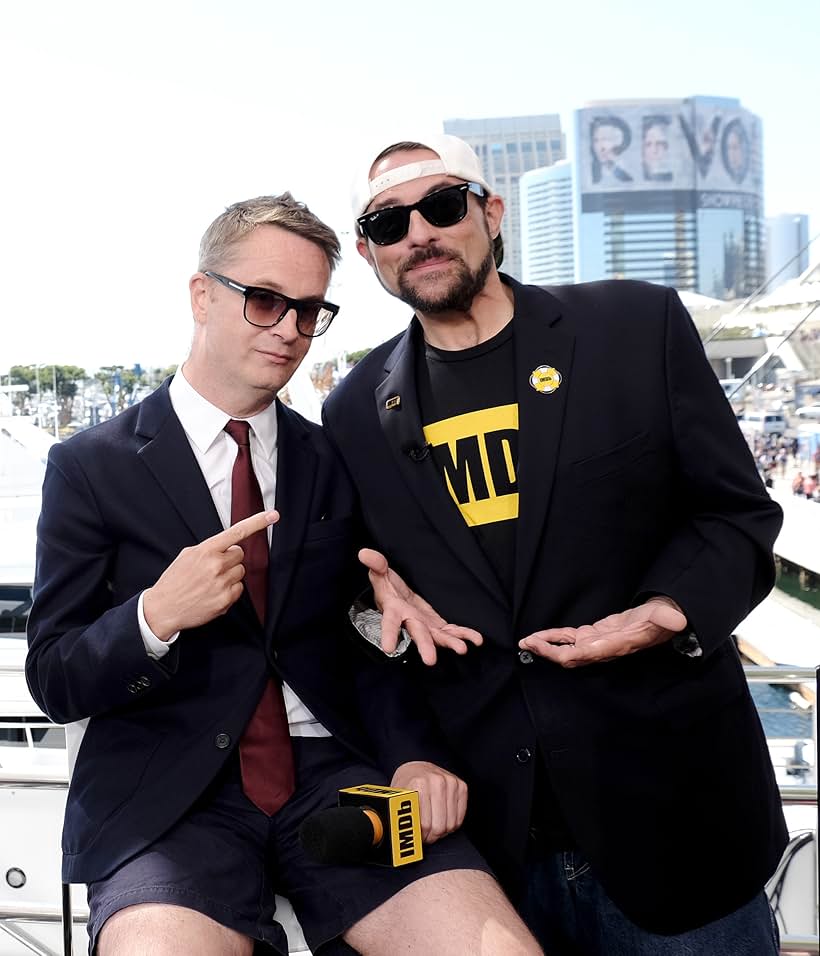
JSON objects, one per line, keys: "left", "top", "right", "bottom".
{"left": 211, "top": 510, "right": 279, "bottom": 550}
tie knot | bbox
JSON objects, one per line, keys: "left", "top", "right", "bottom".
{"left": 225, "top": 419, "right": 252, "bottom": 447}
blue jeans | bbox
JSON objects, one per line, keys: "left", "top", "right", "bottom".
{"left": 520, "top": 850, "right": 780, "bottom": 955}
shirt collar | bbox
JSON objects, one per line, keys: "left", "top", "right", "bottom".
{"left": 169, "top": 366, "right": 278, "bottom": 457}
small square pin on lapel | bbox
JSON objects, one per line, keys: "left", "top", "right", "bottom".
{"left": 385, "top": 395, "right": 401, "bottom": 410}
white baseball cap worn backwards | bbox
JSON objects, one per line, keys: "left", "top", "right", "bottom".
{"left": 351, "top": 133, "right": 491, "bottom": 220}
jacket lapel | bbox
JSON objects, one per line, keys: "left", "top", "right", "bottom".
{"left": 266, "top": 401, "right": 317, "bottom": 639}
{"left": 135, "top": 378, "right": 259, "bottom": 635}
{"left": 135, "top": 381, "right": 224, "bottom": 545}
{"left": 508, "top": 281, "right": 575, "bottom": 619}
{"left": 375, "top": 321, "right": 508, "bottom": 606}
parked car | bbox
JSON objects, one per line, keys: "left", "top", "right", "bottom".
{"left": 794, "top": 404, "right": 820, "bottom": 421}
{"left": 738, "top": 411, "right": 787, "bottom": 436}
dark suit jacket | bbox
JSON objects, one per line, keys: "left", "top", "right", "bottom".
{"left": 26, "top": 381, "right": 449, "bottom": 884}
{"left": 323, "top": 277, "right": 788, "bottom": 934}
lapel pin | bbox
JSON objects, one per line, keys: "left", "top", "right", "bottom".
{"left": 385, "top": 395, "right": 401, "bottom": 410}
{"left": 529, "top": 365, "right": 562, "bottom": 394}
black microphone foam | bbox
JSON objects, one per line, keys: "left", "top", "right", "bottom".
{"left": 299, "top": 805, "right": 377, "bottom": 865}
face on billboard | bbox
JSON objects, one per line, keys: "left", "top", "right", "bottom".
{"left": 578, "top": 102, "right": 761, "bottom": 200}
{"left": 593, "top": 123, "right": 624, "bottom": 163}
{"left": 721, "top": 119, "right": 750, "bottom": 184}
{"left": 642, "top": 116, "right": 672, "bottom": 181}
{"left": 589, "top": 116, "right": 633, "bottom": 184}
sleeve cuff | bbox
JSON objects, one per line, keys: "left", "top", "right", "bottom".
{"left": 348, "top": 597, "right": 411, "bottom": 657}
{"left": 137, "top": 591, "right": 180, "bottom": 660}
{"left": 672, "top": 629, "right": 703, "bottom": 658}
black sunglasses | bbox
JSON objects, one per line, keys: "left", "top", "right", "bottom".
{"left": 204, "top": 272, "right": 338, "bottom": 338}
{"left": 357, "top": 182, "right": 486, "bottom": 246}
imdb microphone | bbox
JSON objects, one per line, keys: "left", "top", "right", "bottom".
{"left": 299, "top": 784, "right": 423, "bottom": 867}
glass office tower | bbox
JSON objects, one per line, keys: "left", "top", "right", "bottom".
{"left": 444, "top": 114, "right": 566, "bottom": 280}
{"left": 520, "top": 161, "right": 575, "bottom": 285}
{"left": 766, "top": 214, "right": 810, "bottom": 288}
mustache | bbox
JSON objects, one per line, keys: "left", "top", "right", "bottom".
{"left": 399, "top": 245, "right": 461, "bottom": 275}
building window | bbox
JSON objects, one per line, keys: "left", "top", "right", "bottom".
{"left": 491, "top": 143, "right": 504, "bottom": 175}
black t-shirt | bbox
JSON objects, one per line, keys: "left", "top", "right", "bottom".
{"left": 415, "top": 322, "right": 517, "bottom": 598}
{"left": 416, "top": 318, "right": 575, "bottom": 850}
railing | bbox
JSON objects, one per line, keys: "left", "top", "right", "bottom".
{"left": 780, "top": 940, "right": 819, "bottom": 955}
{"left": 0, "top": 664, "right": 817, "bottom": 956}
{"left": 747, "top": 665, "right": 818, "bottom": 955}
{"left": 749, "top": 665, "right": 817, "bottom": 810}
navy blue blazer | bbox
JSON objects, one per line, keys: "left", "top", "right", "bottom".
{"left": 323, "top": 277, "right": 788, "bottom": 934}
{"left": 26, "top": 381, "right": 449, "bottom": 884}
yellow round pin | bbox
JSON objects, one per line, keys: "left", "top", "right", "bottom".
{"left": 529, "top": 365, "right": 562, "bottom": 394}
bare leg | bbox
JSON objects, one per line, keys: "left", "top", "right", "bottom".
{"left": 344, "top": 869, "right": 544, "bottom": 956}
{"left": 96, "top": 903, "right": 254, "bottom": 956}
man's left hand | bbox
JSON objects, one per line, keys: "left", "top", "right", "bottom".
{"left": 390, "top": 760, "right": 467, "bottom": 844}
{"left": 359, "top": 548, "right": 483, "bottom": 666}
{"left": 518, "top": 597, "right": 687, "bottom": 668}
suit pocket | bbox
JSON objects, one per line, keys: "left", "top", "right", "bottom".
{"left": 303, "top": 515, "right": 356, "bottom": 543}
{"left": 572, "top": 431, "right": 652, "bottom": 485}
{"left": 651, "top": 640, "right": 747, "bottom": 730}
{"left": 64, "top": 723, "right": 162, "bottom": 845}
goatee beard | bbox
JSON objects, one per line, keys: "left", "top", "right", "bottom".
{"left": 397, "top": 246, "right": 493, "bottom": 314}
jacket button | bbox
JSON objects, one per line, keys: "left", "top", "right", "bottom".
{"left": 126, "top": 682, "right": 138, "bottom": 694}
{"left": 515, "top": 747, "right": 532, "bottom": 764}
{"left": 518, "top": 650, "right": 534, "bottom": 664}
{"left": 137, "top": 676, "right": 151, "bottom": 688}
{"left": 214, "top": 733, "right": 231, "bottom": 749}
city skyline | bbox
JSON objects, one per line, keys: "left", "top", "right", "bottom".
{"left": 2, "top": 0, "right": 818, "bottom": 367}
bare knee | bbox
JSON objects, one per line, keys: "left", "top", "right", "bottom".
{"left": 345, "top": 869, "right": 543, "bottom": 956}
{"left": 97, "top": 902, "right": 254, "bottom": 956}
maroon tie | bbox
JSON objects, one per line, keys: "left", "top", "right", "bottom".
{"left": 225, "top": 419, "right": 295, "bottom": 815}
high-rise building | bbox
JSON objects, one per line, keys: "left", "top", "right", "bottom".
{"left": 575, "top": 96, "right": 764, "bottom": 299}
{"left": 766, "top": 214, "right": 809, "bottom": 288}
{"left": 443, "top": 114, "right": 565, "bottom": 279}
{"left": 520, "top": 161, "right": 575, "bottom": 285}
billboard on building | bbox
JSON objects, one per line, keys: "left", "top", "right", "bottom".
{"left": 577, "top": 100, "right": 762, "bottom": 211}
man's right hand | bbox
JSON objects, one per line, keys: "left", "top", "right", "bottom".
{"left": 142, "top": 510, "right": 279, "bottom": 640}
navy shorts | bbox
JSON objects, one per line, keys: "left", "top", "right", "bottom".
{"left": 87, "top": 738, "right": 491, "bottom": 955}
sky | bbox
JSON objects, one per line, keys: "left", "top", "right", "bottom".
{"left": 1, "top": 0, "right": 818, "bottom": 372}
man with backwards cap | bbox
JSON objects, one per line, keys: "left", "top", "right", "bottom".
{"left": 322, "top": 135, "right": 787, "bottom": 954}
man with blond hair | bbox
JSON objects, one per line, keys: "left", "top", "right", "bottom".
{"left": 27, "top": 193, "right": 542, "bottom": 956}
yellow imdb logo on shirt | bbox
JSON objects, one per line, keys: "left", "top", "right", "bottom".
{"left": 423, "top": 404, "right": 518, "bottom": 527}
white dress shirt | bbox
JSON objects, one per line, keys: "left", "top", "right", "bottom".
{"left": 137, "top": 367, "right": 330, "bottom": 737}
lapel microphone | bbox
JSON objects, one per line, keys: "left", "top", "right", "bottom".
{"left": 405, "top": 442, "right": 432, "bottom": 462}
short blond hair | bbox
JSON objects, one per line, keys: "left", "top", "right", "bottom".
{"left": 198, "top": 193, "right": 340, "bottom": 274}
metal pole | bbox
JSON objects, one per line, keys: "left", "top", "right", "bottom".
{"left": 52, "top": 365, "right": 59, "bottom": 440}
{"left": 61, "top": 884, "right": 72, "bottom": 956}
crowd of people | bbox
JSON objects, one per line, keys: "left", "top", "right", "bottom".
{"left": 792, "top": 469, "right": 820, "bottom": 501}
{"left": 749, "top": 431, "right": 820, "bottom": 500}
